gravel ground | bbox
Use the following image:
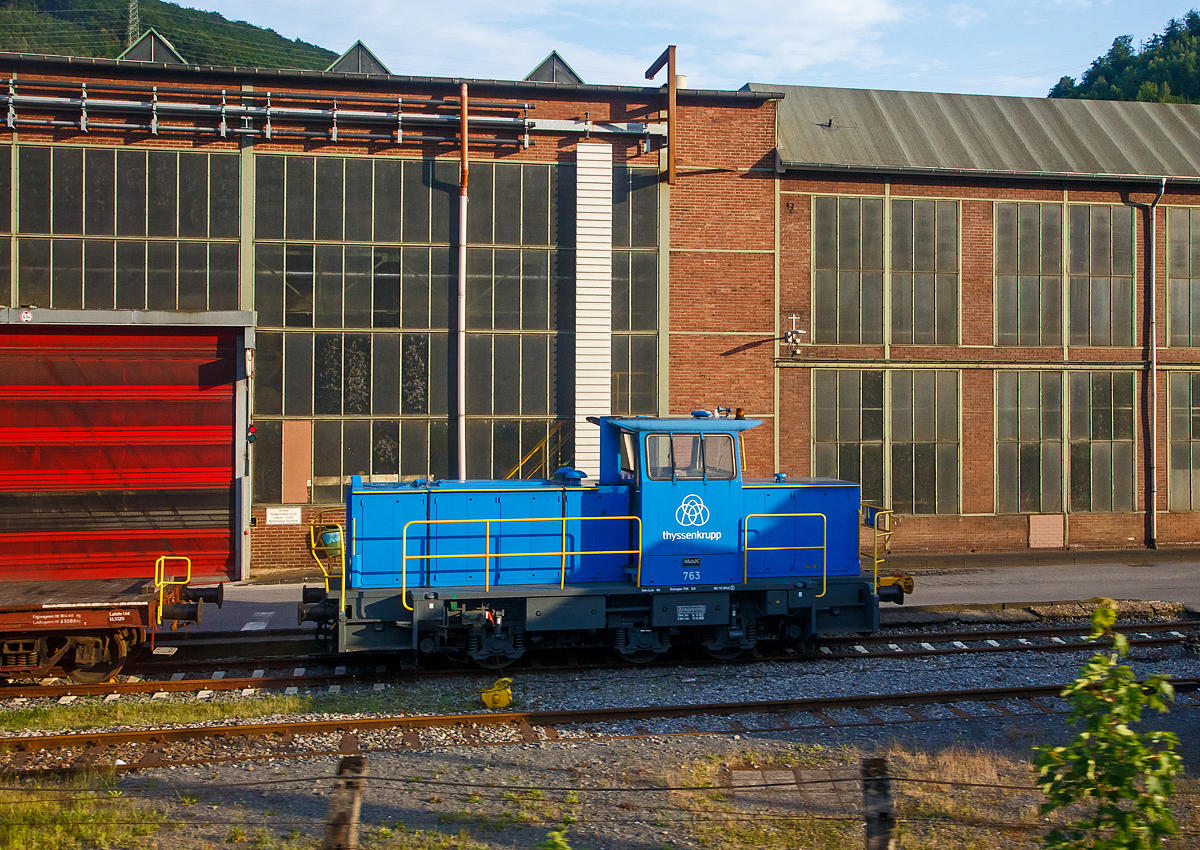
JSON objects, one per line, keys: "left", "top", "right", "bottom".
{"left": 105, "top": 699, "right": 1200, "bottom": 850}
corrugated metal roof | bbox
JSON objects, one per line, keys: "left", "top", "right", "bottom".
{"left": 747, "top": 83, "right": 1200, "bottom": 183}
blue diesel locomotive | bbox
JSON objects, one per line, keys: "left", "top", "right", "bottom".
{"left": 299, "top": 412, "right": 906, "bottom": 666}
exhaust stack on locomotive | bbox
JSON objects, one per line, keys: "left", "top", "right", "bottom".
{"left": 300, "top": 412, "right": 907, "bottom": 666}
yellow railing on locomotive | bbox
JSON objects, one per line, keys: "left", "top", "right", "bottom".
{"left": 860, "top": 504, "right": 894, "bottom": 591}
{"left": 308, "top": 508, "right": 346, "bottom": 594}
{"left": 741, "top": 512, "right": 828, "bottom": 598}
{"left": 153, "top": 555, "right": 192, "bottom": 626}
{"left": 398, "top": 515, "right": 644, "bottom": 611}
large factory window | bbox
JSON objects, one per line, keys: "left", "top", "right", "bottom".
{"left": 811, "top": 370, "right": 885, "bottom": 504}
{"left": 813, "top": 369, "right": 959, "bottom": 514}
{"left": 996, "top": 371, "right": 1063, "bottom": 513}
{"left": 891, "top": 370, "right": 959, "bottom": 514}
{"left": 612, "top": 166, "right": 659, "bottom": 414}
{"left": 1069, "top": 206, "right": 1134, "bottom": 347}
{"left": 251, "top": 155, "right": 586, "bottom": 501}
{"left": 1168, "top": 208, "right": 1200, "bottom": 347}
{"left": 890, "top": 200, "right": 958, "bottom": 345}
{"left": 0, "top": 146, "right": 9, "bottom": 305}
{"left": 14, "top": 145, "right": 240, "bottom": 310}
{"left": 995, "top": 203, "right": 1063, "bottom": 347}
{"left": 1168, "top": 372, "right": 1200, "bottom": 510}
{"left": 812, "top": 197, "right": 884, "bottom": 344}
{"left": 1068, "top": 372, "right": 1135, "bottom": 512}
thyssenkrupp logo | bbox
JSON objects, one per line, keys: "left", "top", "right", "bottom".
{"left": 675, "top": 494, "right": 710, "bottom": 527}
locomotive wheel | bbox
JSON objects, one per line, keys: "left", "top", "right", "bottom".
{"left": 702, "top": 646, "right": 744, "bottom": 661}
{"left": 473, "top": 654, "right": 516, "bottom": 670}
{"left": 66, "top": 633, "right": 129, "bottom": 684}
{"left": 615, "top": 648, "right": 661, "bottom": 665}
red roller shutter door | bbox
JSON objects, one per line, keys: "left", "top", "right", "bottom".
{"left": 0, "top": 326, "right": 238, "bottom": 581}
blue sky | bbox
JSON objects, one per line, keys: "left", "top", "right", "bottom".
{"left": 188, "top": 0, "right": 1191, "bottom": 97}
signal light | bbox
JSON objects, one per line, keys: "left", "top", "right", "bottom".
{"left": 247, "top": 424, "right": 257, "bottom": 443}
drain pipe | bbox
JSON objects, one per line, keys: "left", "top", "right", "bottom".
{"left": 1148, "top": 177, "right": 1167, "bottom": 547}
{"left": 457, "top": 83, "right": 469, "bottom": 481}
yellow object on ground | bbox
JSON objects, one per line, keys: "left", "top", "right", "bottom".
{"left": 480, "top": 678, "right": 513, "bottom": 708}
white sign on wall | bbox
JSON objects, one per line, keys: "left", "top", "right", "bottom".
{"left": 265, "top": 507, "right": 303, "bottom": 525}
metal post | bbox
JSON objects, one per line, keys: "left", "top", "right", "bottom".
{"left": 457, "top": 83, "right": 469, "bottom": 481}
{"left": 323, "top": 754, "right": 367, "bottom": 850}
{"left": 862, "top": 757, "right": 895, "bottom": 850}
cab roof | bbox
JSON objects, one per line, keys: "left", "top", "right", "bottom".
{"left": 605, "top": 415, "right": 763, "bottom": 433}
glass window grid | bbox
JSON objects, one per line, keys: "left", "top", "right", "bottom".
{"left": 253, "top": 154, "right": 598, "bottom": 500}
{"left": 1069, "top": 205, "right": 1135, "bottom": 347}
{"left": 812, "top": 369, "right": 960, "bottom": 515}
{"left": 1068, "top": 371, "right": 1135, "bottom": 513}
{"left": 995, "top": 371, "right": 1063, "bottom": 513}
{"left": 890, "top": 370, "right": 960, "bottom": 514}
{"left": 811, "top": 369, "right": 885, "bottom": 505}
{"left": 890, "top": 199, "right": 958, "bottom": 345}
{"left": 995, "top": 203, "right": 1063, "bottom": 347}
{"left": 0, "top": 145, "right": 11, "bottom": 306}
{"left": 13, "top": 145, "right": 239, "bottom": 310}
{"left": 1167, "top": 208, "right": 1200, "bottom": 347}
{"left": 1168, "top": 372, "right": 1200, "bottom": 511}
{"left": 813, "top": 196, "right": 885, "bottom": 344}
{"left": 611, "top": 166, "right": 659, "bottom": 414}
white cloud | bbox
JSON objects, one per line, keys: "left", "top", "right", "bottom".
{"left": 945, "top": 4, "right": 986, "bottom": 28}
{"left": 191, "top": 0, "right": 906, "bottom": 88}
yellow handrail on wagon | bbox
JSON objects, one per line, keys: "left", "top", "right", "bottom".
{"left": 860, "top": 504, "right": 894, "bottom": 591}
{"left": 742, "top": 512, "right": 828, "bottom": 598}
{"left": 153, "top": 555, "right": 192, "bottom": 626}
{"left": 308, "top": 508, "right": 346, "bottom": 594}
{"left": 398, "top": 515, "right": 643, "bottom": 611}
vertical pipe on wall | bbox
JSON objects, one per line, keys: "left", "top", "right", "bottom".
{"left": 1148, "top": 177, "right": 1166, "bottom": 546}
{"left": 457, "top": 83, "right": 469, "bottom": 481}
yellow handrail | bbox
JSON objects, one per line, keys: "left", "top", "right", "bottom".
{"left": 153, "top": 555, "right": 192, "bottom": 626}
{"left": 398, "top": 515, "right": 643, "bottom": 610}
{"left": 742, "top": 512, "right": 828, "bottom": 598}
{"left": 860, "top": 504, "right": 894, "bottom": 590}
{"left": 308, "top": 508, "right": 345, "bottom": 594}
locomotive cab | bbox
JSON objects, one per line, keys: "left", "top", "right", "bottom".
{"left": 596, "top": 412, "right": 758, "bottom": 587}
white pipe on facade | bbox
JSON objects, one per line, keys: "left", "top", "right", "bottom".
{"left": 457, "top": 83, "right": 469, "bottom": 481}
{"left": 1148, "top": 177, "right": 1167, "bottom": 546}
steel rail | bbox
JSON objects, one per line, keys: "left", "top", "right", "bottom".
{"left": 3, "top": 678, "right": 1198, "bottom": 761}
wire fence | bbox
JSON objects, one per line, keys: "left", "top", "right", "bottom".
{"left": 3, "top": 756, "right": 1199, "bottom": 847}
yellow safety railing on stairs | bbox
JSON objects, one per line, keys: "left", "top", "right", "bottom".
{"left": 505, "top": 421, "right": 570, "bottom": 479}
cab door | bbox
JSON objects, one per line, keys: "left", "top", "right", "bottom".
{"left": 637, "top": 431, "right": 742, "bottom": 586}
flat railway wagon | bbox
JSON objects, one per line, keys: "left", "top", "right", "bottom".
{"left": 0, "top": 567, "right": 219, "bottom": 682}
{"left": 300, "top": 412, "right": 906, "bottom": 666}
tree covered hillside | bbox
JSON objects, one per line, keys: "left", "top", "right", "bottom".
{"left": 1050, "top": 10, "right": 1200, "bottom": 102}
{"left": 0, "top": 0, "right": 336, "bottom": 69}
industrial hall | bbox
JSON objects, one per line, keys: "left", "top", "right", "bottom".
{"left": 2, "top": 36, "right": 1200, "bottom": 581}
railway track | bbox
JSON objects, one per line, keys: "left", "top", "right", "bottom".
{"left": 3, "top": 678, "right": 1199, "bottom": 779}
{"left": 2, "top": 619, "right": 1196, "bottom": 700}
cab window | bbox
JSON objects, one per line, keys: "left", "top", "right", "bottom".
{"left": 703, "top": 434, "right": 736, "bottom": 479}
{"left": 645, "top": 432, "right": 737, "bottom": 480}
{"left": 619, "top": 431, "right": 638, "bottom": 476}
{"left": 646, "top": 434, "right": 673, "bottom": 480}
